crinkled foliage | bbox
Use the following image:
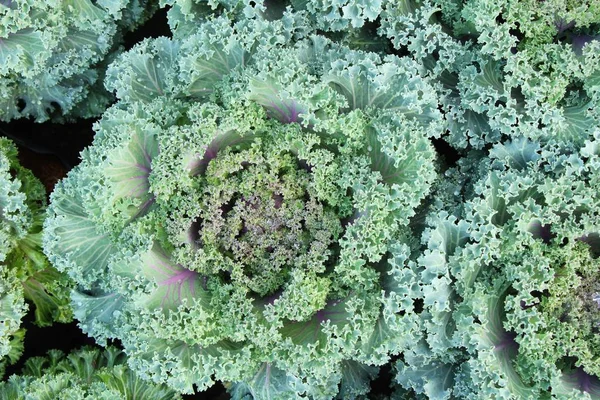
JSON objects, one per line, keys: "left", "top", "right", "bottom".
{"left": 29, "top": 1, "right": 600, "bottom": 398}
{"left": 0, "top": 346, "right": 181, "bottom": 399}
{"left": 379, "top": 0, "right": 600, "bottom": 150}
{"left": 0, "top": 0, "right": 157, "bottom": 122}
{"left": 0, "top": 138, "right": 73, "bottom": 376}
{"left": 43, "top": 14, "right": 441, "bottom": 398}
{"left": 396, "top": 135, "right": 600, "bottom": 399}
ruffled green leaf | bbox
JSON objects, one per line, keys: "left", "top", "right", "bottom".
{"left": 0, "top": 346, "right": 181, "bottom": 399}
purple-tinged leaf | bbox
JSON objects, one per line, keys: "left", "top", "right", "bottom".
{"left": 249, "top": 79, "right": 308, "bottom": 124}
{"left": 139, "top": 245, "right": 210, "bottom": 310}
{"left": 527, "top": 220, "right": 555, "bottom": 244}
{"left": 280, "top": 295, "right": 351, "bottom": 346}
{"left": 493, "top": 330, "right": 519, "bottom": 354}
{"left": 272, "top": 193, "right": 283, "bottom": 209}
{"left": 131, "top": 194, "right": 156, "bottom": 221}
{"left": 341, "top": 209, "right": 368, "bottom": 228}
{"left": 555, "top": 367, "right": 600, "bottom": 397}
{"left": 571, "top": 34, "right": 600, "bottom": 55}
{"left": 480, "top": 286, "right": 535, "bottom": 397}
{"left": 187, "top": 130, "right": 255, "bottom": 177}
{"left": 185, "top": 218, "right": 203, "bottom": 249}
{"left": 555, "top": 18, "right": 576, "bottom": 35}
{"left": 577, "top": 233, "right": 600, "bottom": 258}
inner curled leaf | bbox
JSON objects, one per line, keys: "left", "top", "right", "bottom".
{"left": 191, "top": 138, "right": 343, "bottom": 296}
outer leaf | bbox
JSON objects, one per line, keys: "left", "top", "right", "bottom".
{"left": 228, "top": 362, "right": 309, "bottom": 400}
{"left": 338, "top": 360, "right": 379, "bottom": 399}
{"left": 71, "top": 290, "right": 125, "bottom": 345}
{"left": 44, "top": 168, "right": 117, "bottom": 287}
{"left": 105, "top": 37, "right": 180, "bottom": 104}
{"left": 396, "top": 358, "right": 456, "bottom": 400}
{"left": 22, "top": 267, "right": 72, "bottom": 326}
{"left": 325, "top": 54, "right": 441, "bottom": 126}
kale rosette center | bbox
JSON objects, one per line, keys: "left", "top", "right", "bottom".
{"left": 195, "top": 143, "right": 343, "bottom": 295}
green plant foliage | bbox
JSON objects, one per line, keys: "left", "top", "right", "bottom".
{"left": 0, "top": 346, "right": 182, "bottom": 399}
{"left": 0, "top": 0, "right": 157, "bottom": 122}
{"left": 42, "top": 11, "right": 443, "bottom": 397}
{"left": 0, "top": 138, "right": 74, "bottom": 376}
{"left": 6, "top": 0, "right": 595, "bottom": 398}
{"left": 400, "top": 136, "right": 600, "bottom": 398}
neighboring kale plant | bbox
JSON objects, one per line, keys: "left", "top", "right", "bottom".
{"left": 0, "top": 346, "right": 182, "bottom": 399}
{"left": 43, "top": 12, "right": 443, "bottom": 397}
{"left": 393, "top": 135, "right": 600, "bottom": 398}
{"left": 379, "top": 0, "right": 600, "bottom": 150}
{"left": 0, "top": 138, "right": 73, "bottom": 376}
{"left": 0, "top": 0, "right": 157, "bottom": 122}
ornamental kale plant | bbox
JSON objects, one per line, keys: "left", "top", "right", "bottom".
{"left": 0, "top": 138, "right": 73, "bottom": 376}
{"left": 0, "top": 0, "right": 157, "bottom": 122}
{"left": 0, "top": 346, "right": 181, "bottom": 399}
{"left": 394, "top": 136, "right": 600, "bottom": 398}
{"left": 435, "top": 0, "right": 600, "bottom": 145}
{"left": 378, "top": 0, "right": 600, "bottom": 150}
{"left": 42, "top": 11, "right": 443, "bottom": 397}
{"left": 0, "top": 0, "right": 594, "bottom": 398}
